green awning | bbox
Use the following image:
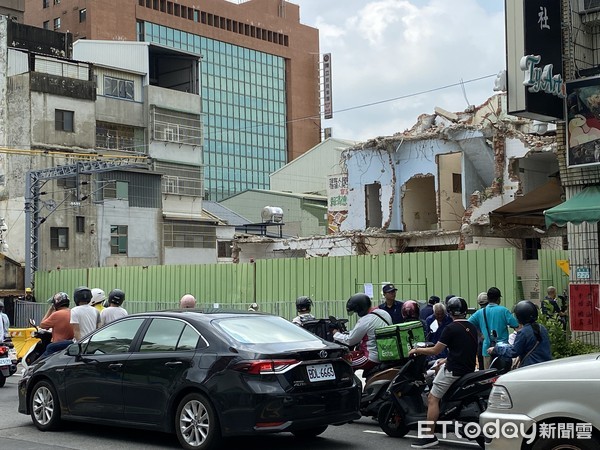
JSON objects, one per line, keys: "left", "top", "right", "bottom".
{"left": 544, "top": 186, "right": 600, "bottom": 228}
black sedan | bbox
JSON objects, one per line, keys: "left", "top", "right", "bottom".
{"left": 18, "top": 310, "right": 361, "bottom": 450}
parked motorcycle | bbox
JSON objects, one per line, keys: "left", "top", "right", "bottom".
{"left": 377, "top": 348, "right": 498, "bottom": 449}
{"left": 0, "top": 340, "right": 18, "bottom": 387}
{"left": 21, "top": 320, "right": 52, "bottom": 370}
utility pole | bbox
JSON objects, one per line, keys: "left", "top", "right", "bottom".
{"left": 24, "top": 158, "right": 148, "bottom": 288}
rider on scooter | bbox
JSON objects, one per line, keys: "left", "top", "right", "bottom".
{"left": 292, "top": 296, "right": 316, "bottom": 325}
{"left": 407, "top": 296, "right": 478, "bottom": 449}
{"left": 39, "top": 292, "right": 74, "bottom": 359}
{"left": 332, "top": 293, "right": 392, "bottom": 372}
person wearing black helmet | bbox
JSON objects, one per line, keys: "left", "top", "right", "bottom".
{"left": 70, "top": 286, "right": 101, "bottom": 342}
{"left": 39, "top": 292, "right": 75, "bottom": 359}
{"left": 100, "top": 289, "right": 128, "bottom": 326}
{"left": 292, "top": 296, "right": 316, "bottom": 325}
{"left": 408, "top": 296, "right": 478, "bottom": 449}
{"left": 419, "top": 295, "right": 440, "bottom": 321}
{"left": 332, "top": 293, "right": 392, "bottom": 371}
{"left": 488, "top": 300, "right": 551, "bottom": 368}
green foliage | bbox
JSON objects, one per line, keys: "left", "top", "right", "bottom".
{"left": 538, "top": 315, "right": 600, "bottom": 359}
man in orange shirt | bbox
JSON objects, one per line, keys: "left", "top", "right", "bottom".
{"left": 39, "top": 292, "right": 74, "bottom": 359}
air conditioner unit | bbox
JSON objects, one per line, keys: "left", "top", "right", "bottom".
{"left": 581, "top": 0, "right": 600, "bottom": 13}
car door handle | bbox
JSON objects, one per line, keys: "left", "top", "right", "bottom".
{"left": 165, "top": 361, "right": 183, "bottom": 368}
{"left": 108, "top": 363, "right": 123, "bottom": 371}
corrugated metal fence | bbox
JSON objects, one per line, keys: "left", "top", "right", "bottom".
{"left": 34, "top": 248, "right": 519, "bottom": 310}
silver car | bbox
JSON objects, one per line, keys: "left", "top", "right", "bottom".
{"left": 480, "top": 353, "right": 600, "bottom": 450}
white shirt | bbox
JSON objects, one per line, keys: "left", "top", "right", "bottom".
{"left": 100, "top": 306, "right": 128, "bottom": 326}
{"left": 333, "top": 309, "right": 392, "bottom": 363}
{"left": 0, "top": 314, "right": 4, "bottom": 343}
{"left": 70, "top": 304, "right": 101, "bottom": 341}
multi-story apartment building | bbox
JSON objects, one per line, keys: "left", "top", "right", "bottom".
{"left": 0, "top": 18, "right": 234, "bottom": 288}
{"left": 24, "top": 0, "right": 322, "bottom": 201}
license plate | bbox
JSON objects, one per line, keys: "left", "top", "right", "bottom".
{"left": 0, "top": 358, "right": 12, "bottom": 366}
{"left": 306, "top": 363, "right": 335, "bottom": 382}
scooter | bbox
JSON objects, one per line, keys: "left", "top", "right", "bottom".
{"left": 0, "top": 340, "right": 18, "bottom": 387}
{"left": 377, "top": 347, "right": 498, "bottom": 449}
{"left": 302, "top": 315, "right": 348, "bottom": 342}
{"left": 21, "top": 320, "right": 52, "bottom": 370}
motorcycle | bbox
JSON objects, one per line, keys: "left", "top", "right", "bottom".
{"left": 377, "top": 345, "right": 498, "bottom": 449}
{"left": 21, "top": 320, "right": 52, "bottom": 370}
{"left": 301, "top": 315, "right": 348, "bottom": 342}
{"left": 0, "top": 340, "right": 18, "bottom": 387}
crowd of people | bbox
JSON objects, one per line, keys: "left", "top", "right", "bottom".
{"left": 289, "top": 284, "right": 556, "bottom": 449}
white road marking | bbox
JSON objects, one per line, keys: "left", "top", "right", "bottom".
{"left": 363, "top": 430, "right": 479, "bottom": 447}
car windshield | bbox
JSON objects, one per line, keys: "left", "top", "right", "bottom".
{"left": 215, "top": 315, "right": 320, "bottom": 344}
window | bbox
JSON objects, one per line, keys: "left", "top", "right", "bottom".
{"left": 57, "top": 176, "right": 76, "bottom": 189}
{"left": 53, "top": 17, "right": 60, "bottom": 30}
{"left": 104, "top": 180, "right": 129, "bottom": 200}
{"left": 218, "top": 240, "right": 233, "bottom": 258}
{"left": 163, "top": 221, "right": 216, "bottom": 248}
{"left": 55, "top": 109, "right": 74, "bottom": 132}
{"left": 76, "top": 216, "right": 85, "bottom": 233}
{"left": 452, "top": 173, "right": 462, "bottom": 193}
{"left": 110, "top": 225, "right": 128, "bottom": 255}
{"left": 54, "top": 0, "right": 61, "bottom": 4}
{"left": 42, "top": 20, "right": 49, "bottom": 29}
{"left": 43, "top": 0, "right": 50, "bottom": 8}
{"left": 50, "top": 227, "right": 69, "bottom": 249}
{"left": 139, "top": 319, "right": 200, "bottom": 352}
{"left": 523, "top": 238, "right": 541, "bottom": 260}
{"left": 83, "top": 319, "right": 145, "bottom": 355}
{"left": 79, "top": 8, "right": 86, "bottom": 22}
{"left": 103, "top": 76, "right": 134, "bottom": 100}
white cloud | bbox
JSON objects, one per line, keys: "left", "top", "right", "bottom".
{"left": 294, "top": 0, "right": 506, "bottom": 141}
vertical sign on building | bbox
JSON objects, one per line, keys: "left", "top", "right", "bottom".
{"left": 327, "top": 173, "right": 347, "bottom": 234}
{"left": 506, "top": 0, "right": 565, "bottom": 121}
{"left": 323, "top": 53, "right": 333, "bottom": 119}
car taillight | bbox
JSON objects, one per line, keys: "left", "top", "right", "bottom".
{"left": 0, "top": 346, "right": 7, "bottom": 356}
{"left": 232, "top": 359, "right": 301, "bottom": 375}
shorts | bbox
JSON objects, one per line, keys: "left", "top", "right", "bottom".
{"left": 430, "top": 363, "right": 461, "bottom": 399}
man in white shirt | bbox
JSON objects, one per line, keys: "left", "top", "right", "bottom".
{"left": 70, "top": 286, "right": 100, "bottom": 342}
{"left": 0, "top": 301, "right": 9, "bottom": 341}
{"left": 100, "top": 289, "right": 128, "bottom": 326}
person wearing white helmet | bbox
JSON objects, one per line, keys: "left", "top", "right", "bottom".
{"left": 180, "top": 294, "right": 197, "bottom": 309}
{"left": 90, "top": 288, "right": 106, "bottom": 312}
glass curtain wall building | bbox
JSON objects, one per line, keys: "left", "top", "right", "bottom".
{"left": 140, "top": 21, "right": 287, "bottom": 201}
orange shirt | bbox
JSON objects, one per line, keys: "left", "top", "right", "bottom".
{"left": 41, "top": 308, "right": 74, "bottom": 342}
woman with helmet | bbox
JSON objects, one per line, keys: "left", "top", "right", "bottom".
{"left": 488, "top": 300, "right": 551, "bottom": 368}
{"left": 408, "top": 296, "right": 478, "bottom": 449}
{"left": 39, "top": 292, "right": 75, "bottom": 359}
{"left": 331, "top": 293, "right": 392, "bottom": 371}
{"left": 100, "top": 289, "right": 128, "bottom": 326}
{"left": 292, "top": 296, "right": 316, "bottom": 325}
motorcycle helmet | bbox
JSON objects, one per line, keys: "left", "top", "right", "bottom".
{"left": 446, "top": 296, "right": 468, "bottom": 317}
{"left": 248, "top": 303, "right": 259, "bottom": 312}
{"left": 52, "top": 292, "right": 70, "bottom": 308}
{"left": 296, "top": 296, "right": 313, "bottom": 313}
{"left": 346, "top": 293, "right": 371, "bottom": 317}
{"left": 401, "top": 300, "right": 420, "bottom": 320}
{"left": 73, "top": 286, "right": 93, "bottom": 305}
{"left": 90, "top": 288, "right": 106, "bottom": 306}
{"left": 513, "top": 300, "right": 538, "bottom": 325}
{"left": 108, "top": 289, "right": 125, "bottom": 306}
{"left": 180, "top": 294, "right": 196, "bottom": 309}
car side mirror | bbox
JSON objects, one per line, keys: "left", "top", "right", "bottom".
{"left": 66, "top": 343, "right": 82, "bottom": 357}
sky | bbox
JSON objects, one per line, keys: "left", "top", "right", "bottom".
{"left": 290, "top": 0, "right": 507, "bottom": 142}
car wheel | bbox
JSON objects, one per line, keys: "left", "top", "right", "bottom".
{"left": 30, "top": 380, "right": 61, "bottom": 431}
{"left": 175, "top": 392, "right": 221, "bottom": 450}
{"left": 377, "top": 401, "right": 409, "bottom": 438}
{"left": 532, "top": 434, "right": 600, "bottom": 450}
{"left": 291, "top": 425, "right": 328, "bottom": 438}
{"left": 0, "top": 374, "right": 6, "bottom": 388}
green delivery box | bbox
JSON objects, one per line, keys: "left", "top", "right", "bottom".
{"left": 375, "top": 320, "right": 425, "bottom": 361}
